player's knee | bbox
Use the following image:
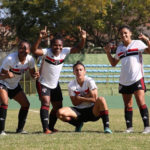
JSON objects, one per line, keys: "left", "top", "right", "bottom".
{"left": 27, "top": 101, "right": 30, "bottom": 107}
{"left": 97, "top": 97, "right": 106, "bottom": 104}
{"left": 22, "top": 101, "right": 30, "bottom": 107}
{"left": 56, "top": 109, "right": 64, "bottom": 118}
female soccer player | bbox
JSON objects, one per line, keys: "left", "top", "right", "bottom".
{"left": 57, "top": 61, "right": 112, "bottom": 133}
{"left": 0, "top": 41, "right": 39, "bottom": 135}
{"left": 31, "top": 27, "right": 86, "bottom": 134}
{"left": 104, "top": 25, "right": 150, "bottom": 133}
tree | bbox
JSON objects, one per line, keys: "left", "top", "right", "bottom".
{"left": 1, "top": 0, "right": 150, "bottom": 48}
{"left": 1, "top": 0, "right": 57, "bottom": 44}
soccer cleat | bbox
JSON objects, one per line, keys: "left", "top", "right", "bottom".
{"left": 104, "top": 127, "right": 112, "bottom": 134}
{"left": 142, "top": 127, "right": 150, "bottom": 134}
{"left": 52, "top": 129, "right": 59, "bottom": 133}
{"left": 123, "top": 127, "right": 134, "bottom": 133}
{"left": 0, "top": 131, "right": 7, "bottom": 135}
{"left": 75, "top": 123, "right": 83, "bottom": 132}
{"left": 16, "top": 129, "right": 28, "bottom": 134}
{"left": 44, "top": 128, "right": 53, "bottom": 134}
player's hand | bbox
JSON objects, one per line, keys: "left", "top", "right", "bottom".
{"left": 5, "top": 72, "right": 15, "bottom": 78}
{"left": 84, "top": 93, "right": 91, "bottom": 98}
{"left": 32, "top": 71, "right": 40, "bottom": 79}
{"left": 104, "top": 43, "right": 111, "bottom": 53}
{"left": 78, "top": 27, "right": 86, "bottom": 39}
{"left": 138, "top": 33, "right": 149, "bottom": 41}
{"left": 39, "top": 26, "right": 47, "bottom": 39}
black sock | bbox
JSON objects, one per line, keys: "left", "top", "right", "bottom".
{"left": 17, "top": 107, "right": 29, "bottom": 132}
{"left": 0, "top": 104, "right": 8, "bottom": 131}
{"left": 125, "top": 107, "right": 133, "bottom": 128}
{"left": 40, "top": 105, "right": 49, "bottom": 132}
{"left": 49, "top": 109, "right": 57, "bottom": 131}
{"left": 67, "top": 118, "right": 82, "bottom": 127}
{"left": 139, "top": 104, "right": 149, "bottom": 127}
{"left": 100, "top": 110, "right": 109, "bottom": 129}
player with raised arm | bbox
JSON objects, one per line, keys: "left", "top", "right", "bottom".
{"left": 104, "top": 25, "right": 150, "bottom": 133}
{"left": 0, "top": 41, "right": 39, "bottom": 135}
{"left": 57, "top": 61, "right": 112, "bottom": 133}
{"left": 31, "top": 26, "right": 86, "bottom": 134}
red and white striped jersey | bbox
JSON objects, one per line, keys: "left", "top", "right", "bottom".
{"left": 38, "top": 47, "right": 70, "bottom": 88}
{"left": 68, "top": 76, "right": 97, "bottom": 109}
{"left": 115, "top": 40, "right": 147, "bottom": 85}
{"left": 0, "top": 52, "right": 35, "bottom": 89}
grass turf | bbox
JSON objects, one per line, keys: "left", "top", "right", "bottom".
{"left": 0, "top": 109, "right": 150, "bottom": 150}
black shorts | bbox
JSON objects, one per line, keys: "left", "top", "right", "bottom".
{"left": 70, "top": 105, "right": 101, "bottom": 122}
{"left": 0, "top": 83, "right": 23, "bottom": 99}
{"left": 36, "top": 80, "right": 63, "bottom": 102}
{"left": 119, "top": 77, "right": 146, "bottom": 94}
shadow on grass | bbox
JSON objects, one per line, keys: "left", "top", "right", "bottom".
{"left": 31, "top": 130, "right": 104, "bottom": 134}
{"left": 114, "top": 130, "right": 141, "bottom": 133}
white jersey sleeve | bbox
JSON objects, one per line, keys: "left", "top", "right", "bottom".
{"left": 137, "top": 40, "right": 148, "bottom": 52}
{"left": 28, "top": 56, "right": 35, "bottom": 69}
{"left": 68, "top": 82, "right": 76, "bottom": 97}
{"left": 62, "top": 47, "right": 71, "bottom": 55}
{"left": 87, "top": 78, "right": 97, "bottom": 91}
{"left": 115, "top": 46, "right": 121, "bottom": 60}
{"left": 42, "top": 48, "right": 48, "bottom": 57}
{"left": 1, "top": 55, "right": 12, "bottom": 70}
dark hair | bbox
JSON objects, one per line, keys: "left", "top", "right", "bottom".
{"left": 118, "top": 25, "right": 131, "bottom": 32}
{"left": 73, "top": 61, "right": 85, "bottom": 70}
{"left": 18, "top": 40, "right": 30, "bottom": 48}
{"left": 51, "top": 33, "right": 64, "bottom": 46}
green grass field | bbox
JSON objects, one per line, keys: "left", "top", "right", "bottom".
{"left": 0, "top": 109, "right": 150, "bottom": 150}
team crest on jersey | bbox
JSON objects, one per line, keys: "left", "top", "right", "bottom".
{"left": 55, "top": 60, "right": 60, "bottom": 65}
{"left": 42, "top": 88, "right": 47, "bottom": 93}
{"left": 20, "top": 69, "right": 25, "bottom": 74}
{"left": 123, "top": 51, "right": 127, "bottom": 56}
{"left": 119, "top": 85, "right": 122, "bottom": 90}
{"left": 80, "top": 91, "right": 85, "bottom": 97}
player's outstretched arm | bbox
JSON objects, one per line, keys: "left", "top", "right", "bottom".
{"left": 138, "top": 33, "right": 150, "bottom": 54}
{"left": 104, "top": 43, "right": 119, "bottom": 67}
{"left": 76, "top": 88, "right": 98, "bottom": 103}
{"left": 70, "top": 27, "right": 86, "bottom": 54}
{"left": 31, "top": 26, "right": 47, "bottom": 56}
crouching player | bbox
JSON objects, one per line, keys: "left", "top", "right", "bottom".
{"left": 57, "top": 61, "right": 112, "bottom": 133}
{"left": 0, "top": 41, "right": 39, "bottom": 135}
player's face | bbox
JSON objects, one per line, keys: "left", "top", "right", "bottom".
{"left": 119, "top": 28, "right": 132, "bottom": 43}
{"left": 73, "top": 65, "right": 86, "bottom": 79}
{"left": 18, "top": 42, "right": 30, "bottom": 58}
{"left": 52, "top": 40, "right": 63, "bottom": 56}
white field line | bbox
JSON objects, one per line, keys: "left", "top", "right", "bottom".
{"left": 29, "top": 109, "right": 39, "bottom": 113}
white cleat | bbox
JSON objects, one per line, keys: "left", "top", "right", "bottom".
{"left": 142, "top": 127, "right": 150, "bottom": 134}
{"left": 123, "top": 127, "right": 134, "bottom": 133}
{"left": 0, "top": 131, "right": 7, "bottom": 135}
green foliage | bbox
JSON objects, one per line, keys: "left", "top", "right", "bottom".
{"left": 1, "top": 0, "right": 150, "bottom": 46}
